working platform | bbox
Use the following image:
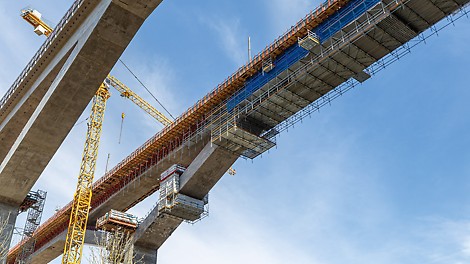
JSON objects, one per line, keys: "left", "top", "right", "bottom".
{"left": 7, "top": 0, "right": 470, "bottom": 262}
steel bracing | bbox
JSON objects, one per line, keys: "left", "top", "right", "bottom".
{"left": 15, "top": 190, "right": 46, "bottom": 264}
{"left": 6, "top": 0, "right": 470, "bottom": 261}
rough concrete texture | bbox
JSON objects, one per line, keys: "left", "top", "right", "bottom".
{"left": 0, "top": 203, "right": 17, "bottom": 264}
{"left": 133, "top": 245, "right": 157, "bottom": 264}
{"left": 0, "top": 0, "right": 163, "bottom": 207}
{"left": 0, "top": 0, "right": 163, "bottom": 261}
{"left": 133, "top": 209, "right": 183, "bottom": 251}
{"left": 30, "top": 137, "right": 211, "bottom": 264}
{"left": 131, "top": 143, "right": 238, "bottom": 260}
{"left": 179, "top": 142, "right": 239, "bottom": 199}
{"left": 29, "top": 229, "right": 105, "bottom": 263}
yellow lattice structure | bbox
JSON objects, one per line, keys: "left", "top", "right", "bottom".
{"left": 106, "top": 75, "right": 172, "bottom": 127}
{"left": 62, "top": 84, "right": 110, "bottom": 264}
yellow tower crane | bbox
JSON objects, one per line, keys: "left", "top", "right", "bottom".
{"left": 62, "top": 84, "right": 110, "bottom": 264}
{"left": 20, "top": 11, "right": 173, "bottom": 264}
{"left": 21, "top": 9, "right": 235, "bottom": 263}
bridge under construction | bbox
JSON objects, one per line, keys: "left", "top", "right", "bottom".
{"left": 1, "top": 0, "right": 469, "bottom": 263}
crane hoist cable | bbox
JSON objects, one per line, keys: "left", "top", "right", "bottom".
{"left": 118, "top": 59, "right": 175, "bottom": 120}
{"left": 105, "top": 76, "right": 173, "bottom": 127}
{"left": 20, "top": 11, "right": 236, "bottom": 263}
{"left": 119, "top": 112, "right": 125, "bottom": 144}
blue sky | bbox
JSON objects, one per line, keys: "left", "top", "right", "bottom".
{"left": 1, "top": 0, "right": 470, "bottom": 263}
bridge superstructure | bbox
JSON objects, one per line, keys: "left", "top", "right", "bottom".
{"left": 3, "top": 0, "right": 470, "bottom": 262}
{"left": 0, "top": 0, "right": 163, "bottom": 257}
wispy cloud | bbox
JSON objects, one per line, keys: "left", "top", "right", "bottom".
{"left": 414, "top": 218, "right": 470, "bottom": 263}
{"left": 159, "top": 188, "right": 324, "bottom": 264}
{"left": 199, "top": 16, "right": 247, "bottom": 67}
{"left": 110, "top": 57, "right": 181, "bottom": 132}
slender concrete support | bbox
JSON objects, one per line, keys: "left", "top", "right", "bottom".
{"left": 179, "top": 143, "right": 239, "bottom": 199}
{"left": 134, "top": 246, "right": 157, "bottom": 264}
{"left": 0, "top": 0, "right": 164, "bottom": 207}
{"left": 131, "top": 143, "right": 239, "bottom": 255}
{"left": 29, "top": 229, "right": 106, "bottom": 263}
{"left": 0, "top": 204, "right": 18, "bottom": 264}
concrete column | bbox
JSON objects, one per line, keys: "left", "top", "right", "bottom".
{"left": 134, "top": 245, "right": 157, "bottom": 264}
{"left": 0, "top": 203, "right": 18, "bottom": 264}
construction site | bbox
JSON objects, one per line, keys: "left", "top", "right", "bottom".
{"left": 0, "top": 0, "right": 469, "bottom": 263}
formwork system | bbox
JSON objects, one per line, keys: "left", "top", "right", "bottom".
{"left": 95, "top": 210, "right": 139, "bottom": 264}
{"left": 157, "top": 165, "right": 207, "bottom": 222}
{"left": 7, "top": 0, "right": 470, "bottom": 261}
{"left": 96, "top": 210, "right": 139, "bottom": 232}
{"left": 208, "top": 0, "right": 470, "bottom": 158}
{"left": 15, "top": 190, "right": 46, "bottom": 264}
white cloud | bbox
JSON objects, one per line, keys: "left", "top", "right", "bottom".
{"left": 159, "top": 187, "right": 324, "bottom": 264}
{"left": 200, "top": 16, "right": 247, "bottom": 67}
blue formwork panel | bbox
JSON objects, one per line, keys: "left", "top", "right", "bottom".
{"left": 226, "top": 45, "right": 309, "bottom": 111}
{"left": 315, "top": 0, "right": 382, "bottom": 42}
{"left": 226, "top": 0, "right": 381, "bottom": 112}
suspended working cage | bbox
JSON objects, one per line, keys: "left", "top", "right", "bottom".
{"left": 96, "top": 210, "right": 139, "bottom": 231}
{"left": 158, "top": 165, "right": 208, "bottom": 222}
{"left": 262, "top": 58, "right": 274, "bottom": 73}
{"left": 214, "top": 125, "right": 276, "bottom": 159}
{"left": 298, "top": 30, "right": 320, "bottom": 50}
{"left": 160, "top": 164, "right": 185, "bottom": 182}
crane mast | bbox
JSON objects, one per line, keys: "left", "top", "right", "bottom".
{"left": 62, "top": 84, "right": 110, "bottom": 264}
{"left": 20, "top": 9, "right": 234, "bottom": 264}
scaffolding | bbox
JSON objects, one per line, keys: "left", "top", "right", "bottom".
{"left": 7, "top": 0, "right": 470, "bottom": 260}
{"left": 96, "top": 210, "right": 139, "bottom": 232}
{"left": 298, "top": 31, "right": 320, "bottom": 50}
{"left": 262, "top": 58, "right": 274, "bottom": 73}
{"left": 157, "top": 165, "right": 207, "bottom": 222}
{"left": 15, "top": 190, "right": 47, "bottom": 264}
{"left": 209, "top": 0, "right": 398, "bottom": 157}
{"left": 96, "top": 210, "right": 139, "bottom": 264}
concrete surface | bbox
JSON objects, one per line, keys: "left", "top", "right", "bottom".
{"left": 0, "top": 0, "right": 163, "bottom": 206}
{"left": 29, "top": 229, "right": 106, "bottom": 263}
{"left": 29, "top": 136, "right": 211, "bottom": 263}
{"left": 133, "top": 244, "right": 158, "bottom": 264}
{"left": 131, "top": 143, "right": 238, "bottom": 262}
{"left": 0, "top": 203, "right": 17, "bottom": 264}
{"left": 0, "top": 0, "right": 163, "bottom": 256}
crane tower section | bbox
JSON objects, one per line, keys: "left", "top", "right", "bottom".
{"left": 62, "top": 84, "right": 110, "bottom": 264}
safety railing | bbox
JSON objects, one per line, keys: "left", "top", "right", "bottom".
{"left": 0, "top": 0, "right": 85, "bottom": 113}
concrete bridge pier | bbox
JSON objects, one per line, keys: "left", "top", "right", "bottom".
{"left": 134, "top": 246, "right": 157, "bottom": 264}
{"left": 0, "top": 203, "right": 18, "bottom": 264}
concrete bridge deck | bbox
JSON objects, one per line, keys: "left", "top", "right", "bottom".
{"left": 0, "top": 0, "right": 163, "bottom": 259}
{"left": 5, "top": 0, "right": 470, "bottom": 262}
